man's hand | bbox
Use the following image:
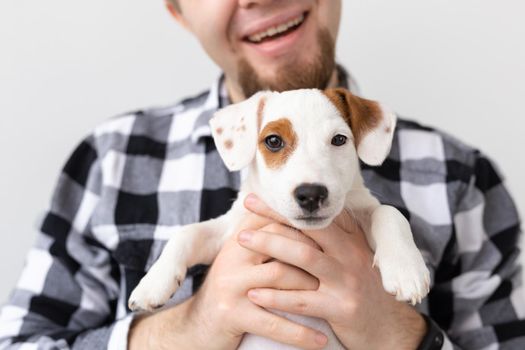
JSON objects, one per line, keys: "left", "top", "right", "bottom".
{"left": 129, "top": 208, "right": 328, "bottom": 350}
{"left": 239, "top": 194, "right": 427, "bottom": 350}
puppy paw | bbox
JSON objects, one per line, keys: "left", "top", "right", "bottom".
{"left": 374, "top": 247, "right": 430, "bottom": 305}
{"left": 128, "top": 263, "right": 186, "bottom": 312}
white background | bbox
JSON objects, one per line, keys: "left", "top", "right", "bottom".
{"left": 0, "top": 1, "right": 524, "bottom": 303}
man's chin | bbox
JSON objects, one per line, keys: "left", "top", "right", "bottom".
{"left": 236, "top": 27, "right": 335, "bottom": 97}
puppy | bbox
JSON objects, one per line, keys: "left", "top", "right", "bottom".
{"left": 129, "top": 88, "right": 430, "bottom": 349}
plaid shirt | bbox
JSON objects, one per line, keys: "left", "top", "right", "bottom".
{"left": 1, "top": 69, "right": 523, "bottom": 350}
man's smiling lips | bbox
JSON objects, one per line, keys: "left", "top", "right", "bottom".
{"left": 238, "top": 9, "right": 310, "bottom": 58}
{"left": 245, "top": 13, "right": 305, "bottom": 43}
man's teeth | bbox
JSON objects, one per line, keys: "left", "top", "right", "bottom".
{"left": 248, "top": 14, "right": 304, "bottom": 43}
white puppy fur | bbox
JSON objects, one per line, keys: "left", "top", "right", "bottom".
{"left": 128, "top": 89, "right": 430, "bottom": 349}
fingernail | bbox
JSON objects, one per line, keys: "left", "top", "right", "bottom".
{"left": 315, "top": 332, "right": 327, "bottom": 346}
{"left": 238, "top": 231, "right": 253, "bottom": 243}
{"left": 247, "top": 289, "right": 259, "bottom": 299}
{"left": 245, "top": 193, "right": 257, "bottom": 206}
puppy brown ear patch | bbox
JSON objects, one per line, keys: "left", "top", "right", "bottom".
{"left": 257, "top": 118, "right": 297, "bottom": 169}
{"left": 323, "top": 88, "right": 396, "bottom": 166}
{"left": 323, "top": 88, "right": 382, "bottom": 146}
{"left": 324, "top": 88, "right": 351, "bottom": 122}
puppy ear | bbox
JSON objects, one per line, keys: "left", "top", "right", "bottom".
{"left": 323, "top": 88, "right": 396, "bottom": 166}
{"left": 210, "top": 91, "right": 270, "bottom": 171}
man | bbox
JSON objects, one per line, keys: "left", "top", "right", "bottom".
{"left": 0, "top": 0, "right": 523, "bottom": 349}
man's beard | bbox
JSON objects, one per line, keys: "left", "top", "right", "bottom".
{"left": 237, "top": 27, "right": 336, "bottom": 99}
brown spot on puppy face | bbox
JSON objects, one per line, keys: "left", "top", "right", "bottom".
{"left": 258, "top": 118, "right": 297, "bottom": 169}
{"left": 216, "top": 127, "right": 223, "bottom": 135}
{"left": 323, "top": 88, "right": 382, "bottom": 147}
{"left": 224, "top": 139, "right": 233, "bottom": 150}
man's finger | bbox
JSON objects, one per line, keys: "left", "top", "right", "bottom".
{"left": 305, "top": 209, "right": 368, "bottom": 256}
{"left": 238, "top": 230, "right": 340, "bottom": 281}
{"left": 239, "top": 260, "right": 319, "bottom": 291}
{"left": 333, "top": 209, "right": 362, "bottom": 233}
{"left": 234, "top": 211, "right": 274, "bottom": 233}
{"left": 261, "top": 222, "right": 321, "bottom": 251}
{"left": 244, "top": 193, "right": 290, "bottom": 225}
{"left": 247, "top": 289, "right": 332, "bottom": 320}
{"left": 242, "top": 306, "right": 328, "bottom": 350}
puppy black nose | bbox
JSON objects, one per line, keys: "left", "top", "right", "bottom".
{"left": 294, "top": 184, "right": 328, "bottom": 213}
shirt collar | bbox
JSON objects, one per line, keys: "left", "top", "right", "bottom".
{"left": 190, "top": 64, "right": 358, "bottom": 143}
{"left": 189, "top": 74, "right": 227, "bottom": 143}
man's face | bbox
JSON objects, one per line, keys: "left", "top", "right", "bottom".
{"left": 172, "top": 0, "right": 342, "bottom": 99}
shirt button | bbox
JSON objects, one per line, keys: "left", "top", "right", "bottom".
{"left": 434, "top": 335, "right": 443, "bottom": 346}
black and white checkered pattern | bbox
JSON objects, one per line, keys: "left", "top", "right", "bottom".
{"left": 0, "top": 69, "right": 523, "bottom": 349}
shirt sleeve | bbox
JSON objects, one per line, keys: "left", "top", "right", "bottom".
{"left": 428, "top": 151, "right": 524, "bottom": 349}
{"left": 0, "top": 136, "right": 133, "bottom": 349}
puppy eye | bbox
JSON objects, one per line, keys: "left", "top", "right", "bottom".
{"left": 264, "top": 135, "right": 284, "bottom": 152}
{"left": 331, "top": 134, "right": 347, "bottom": 146}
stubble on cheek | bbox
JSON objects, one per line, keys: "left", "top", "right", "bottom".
{"left": 237, "top": 27, "right": 336, "bottom": 98}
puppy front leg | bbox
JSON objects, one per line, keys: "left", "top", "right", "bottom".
{"left": 346, "top": 187, "right": 430, "bottom": 305}
{"left": 368, "top": 206, "right": 430, "bottom": 304}
{"left": 128, "top": 214, "right": 232, "bottom": 312}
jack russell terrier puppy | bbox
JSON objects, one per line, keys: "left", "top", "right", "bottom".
{"left": 129, "top": 88, "right": 430, "bottom": 349}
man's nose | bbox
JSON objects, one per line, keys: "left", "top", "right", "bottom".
{"left": 294, "top": 184, "right": 329, "bottom": 213}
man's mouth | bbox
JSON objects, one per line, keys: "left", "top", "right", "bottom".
{"left": 244, "top": 12, "right": 307, "bottom": 44}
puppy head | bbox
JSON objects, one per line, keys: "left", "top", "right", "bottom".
{"left": 210, "top": 88, "right": 396, "bottom": 229}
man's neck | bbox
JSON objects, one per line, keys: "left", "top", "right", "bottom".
{"left": 225, "top": 69, "right": 339, "bottom": 104}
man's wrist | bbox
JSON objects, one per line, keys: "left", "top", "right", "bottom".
{"left": 128, "top": 298, "right": 194, "bottom": 350}
{"left": 401, "top": 307, "right": 428, "bottom": 349}
{"left": 383, "top": 303, "right": 427, "bottom": 350}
